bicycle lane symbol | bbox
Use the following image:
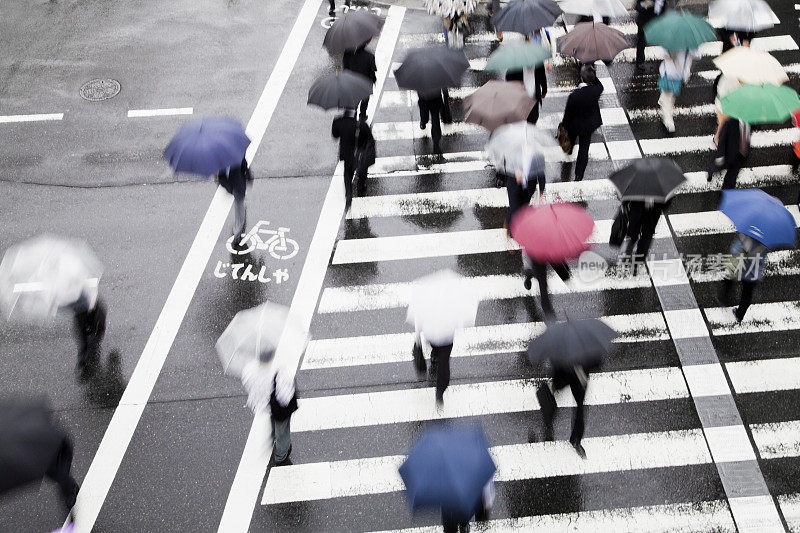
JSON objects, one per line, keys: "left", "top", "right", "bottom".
{"left": 226, "top": 220, "right": 300, "bottom": 260}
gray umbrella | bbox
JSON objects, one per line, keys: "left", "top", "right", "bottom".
{"left": 557, "top": 22, "right": 628, "bottom": 63}
{"left": 308, "top": 70, "right": 373, "bottom": 110}
{"left": 394, "top": 47, "right": 470, "bottom": 92}
{"left": 527, "top": 318, "right": 617, "bottom": 368}
{"left": 493, "top": 0, "right": 563, "bottom": 34}
{"left": 323, "top": 10, "right": 384, "bottom": 54}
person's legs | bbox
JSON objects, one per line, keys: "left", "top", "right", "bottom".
{"left": 526, "top": 104, "right": 540, "bottom": 125}
{"left": 232, "top": 192, "right": 246, "bottom": 240}
{"left": 433, "top": 343, "right": 453, "bottom": 403}
{"left": 658, "top": 91, "right": 676, "bottom": 133}
{"left": 568, "top": 373, "right": 586, "bottom": 447}
{"left": 430, "top": 108, "right": 442, "bottom": 152}
{"left": 343, "top": 157, "right": 355, "bottom": 202}
{"left": 536, "top": 172, "right": 546, "bottom": 196}
{"left": 635, "top": 21, "right": 647, "bottom": 66}
{"left": 722, "top": 157, "right": 744, "bottom": 190}
{"left": 505, "top": 175, "right": 522, "bottom": 229}
{"left": 735, "top": 280, "right": 757, "bottom": 321}
{"left": 45, "top": 438, "right": 80, "bottom": 513}
{"left": 442, "top": 508, "right": 459, "bottom": 533}
{"left": 634, "top": 214, "right": 660, "bottom": 260}
{"left": 552, "top": 262, "right": 571, "bottom": 282}
{"left": 329, "top": 0, "right": 335, "bottom": 15}
{"left": 271, "top": 416, "right": 292, "bottom": 463}
{"left": 359, "top": 97, "right": 370, "bottom": 123}
{"left": 536, "top": 382, "right": 557, "bottom": 441}
{"left": 534, "top": 262, "right": 554, "bottom": 316}
{"left": 418, "top": 99, "right": 430, "bottom": 129}
{"left": 574, "top": 134, "right": 590, "bottom": 181}
{"left": 718, "top": 277, "right": 735, "bottom": 306}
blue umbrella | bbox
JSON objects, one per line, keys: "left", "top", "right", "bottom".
{"left": 399, "top": 424, "right": 496, "bottom": 521}
{"left": 163, "top": 117, "right": 251, "bottom": 177}
{"left": 719, "top": 189, "right": 797, "bottom": 249}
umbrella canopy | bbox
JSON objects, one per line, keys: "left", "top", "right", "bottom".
{"left": 464, "top": 81, "right": 537, "bottom": 133}
{"left": 713, "top": 47, "right": 788, "bottom": 86}
{"left": 0, "top": 397, "right": 67, "bottom": 494}
{"left": 399, "top": 424, "right": 496, "bottom": 521}
{"left": 527, "top": 318, "right": 617, "bottom": 368}
{"left": 719, "top": 83, "right": 800, "bottom": 124}
{"left": 485, "top": 121, "right": 556, "bottom": 178}
{"left": 510, "top": 203, "right": 595, "bottom": 263}
{"left": 215, "top": 302, "right": 309, "bottom": 377}
{"left": 556, "top": 0, "right": 627, "bottom": 18}
{"left": 425, "top": 0, "right": 477, "bottom": 18}
{"left": 163, "top": 117, "right": 251, "bottom": 177}
{"left": 719, "top": 189, "right": 797, "bottom": 249}
{"left": 0, "top": 235, "right": 102, "bottom": 322}
{"left": 323, "top": 10, "right": 384, "bottom": 54}
{"left": 644, "top": 10, "right": 716, "bottom": 51}
{"left": 308, "top": 70, "right": 373, "bottom": 110}
{"left": 493, "top": 0, "right": 563, "bottom": 34}
{"left": 607, "top": 157, "right": 687, "bottom": 202}
{"left": 557, "top": 21, "right": 628, "bottom": 63}
{"left": 406, "top": 270, "right": 479, "bottom": 346}
{"left": 485, "top": 42, "right": 552, "bottom": 72}
{"left": 394, "top": 47, "right": 470, "bottom": 92}
{"left": 708, "top": 0, "right": 775, "bottom": 33}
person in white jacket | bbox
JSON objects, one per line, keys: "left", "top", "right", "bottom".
{"left": 657, "top": 49, "right": 698, "bottom": 133}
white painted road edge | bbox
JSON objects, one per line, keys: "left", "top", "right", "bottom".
{"left": 0, "top": 113, "right": 63, "bottom": 123}
{"left": 217, "top": 5, "right": 406, "bottom": 532}
{"left": 127, "top": 107, "right": 194, "bottom": 117}
{"left": 70, "top": 0, "right": 321, "bottom": 530}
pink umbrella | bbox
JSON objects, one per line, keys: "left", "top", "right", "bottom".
{"left": 510, "top": 203, "right": 594, "bottom": 263}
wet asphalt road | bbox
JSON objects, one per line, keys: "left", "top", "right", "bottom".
{"left": 2, "top": 0, "right": 800, "bottom": 531}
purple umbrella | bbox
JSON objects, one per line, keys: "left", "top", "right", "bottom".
{"left": 164, "top": 117, "right": 251, "bottom": 178}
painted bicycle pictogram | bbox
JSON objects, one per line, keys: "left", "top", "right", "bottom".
{"left": 226, "top": 221, "right": 300, "bottom": 260}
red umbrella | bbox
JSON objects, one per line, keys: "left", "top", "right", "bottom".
{"left": 510, "top": 203, "right": 594, "bottom": 263}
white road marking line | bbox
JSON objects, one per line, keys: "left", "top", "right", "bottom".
{"left": 263, "top": 428, "right": 724, "bottom": 504}
{"left": 682, "top": 364, "right": 734, "bottom": 398}
{"left": 696, "top": 64, "right": 800, "bottom": 81}
{"left": 628, "top": 104, "right": 717, "bottom": 120}
{"left": 670, "top": 203, "right": 800, "bottom": 237}
{"left": 706, "top": 300, "right": 800, "bottom": 336}
{"left": 728, "top": 356, "right": 800, "bottom": 394}
{"left": 371, "top": 500, "right": 736, "bottom": 533}
{"left": 752, "top": 419, "right": 800, "bottom": 460}
{"left": 640, "top": 128, "right": 798, "bottom": 156}
{"left": 302, "top": 312, "right": 668, "bottom": 369}
{"left": 0, "top": 113, "right": 63, "bottom": 123}
{"left": 615, "top": 35, "right": 798, "bottom": 63}
{"left": 126, "top": 107, "right": 194, "bottom": 117}
{"left": 778, "top": 493, "right": 800, "bottom": 533}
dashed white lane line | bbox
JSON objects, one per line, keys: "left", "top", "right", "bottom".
{"left": 127, "top": 107, "right": 194, "bottom": 118}
{"left": 0, "top": 113, "right": 64, "bottom": 123}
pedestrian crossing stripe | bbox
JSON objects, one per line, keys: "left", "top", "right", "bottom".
{"left": 728, "top": 356, "right": 800, "bottom": 394}
{"left": 706, "top": 300, "right": 800, "bottom": 336}
{"left": 696, "top": 63, "right": 800, "bottom": 81}
{"left": 263, "top": 423, "right": 800, "bottom": 505}
{"left": 640, "top": 127, "right": 798, "bottom": 156}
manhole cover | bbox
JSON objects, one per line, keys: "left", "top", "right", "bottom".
{"left": 79, "top": 78, "right": 121, "bottom": 101}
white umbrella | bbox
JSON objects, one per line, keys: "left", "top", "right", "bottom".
{"left": 425, "top": 0, "right": 477, "bottom": 18}
{"left": 215, "top": 302, "right": 309, "bottom": 377}
{"left": 485, "top": 121, "right": 556, "bottom": 181}
{"left": 0, "top": 235, "right": 102, "bottom": 322}
{"left": 713, "top": 47, "right": 788, "bottom": 85}
{"left": 556, "top": 0, "right": 628, "bottom": 18}
{"left": 406, "top": 270, "right": 478, "bottom": 346}
{"left": 708, "top": 0, "right": 776, "bottom": 32}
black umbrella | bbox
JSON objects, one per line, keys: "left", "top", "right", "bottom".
{"left": 308, "top": 70, "right": 373, "bottom": 110}
{"left": 527, "top": 318, "right": 617, "bottom": 368}
{"left": 0, "top": 397, "right": 66, "bottom": 493}
{"left": 394, "top": 47, "right": 470, "bottom": 92}
{"left": 323, "top": 10, "right": 384, "bottom": 54}
{"left": 608, "top": 157, "right": 687, "bottom": 202}
{"left": 493, "top": 0, "right": 563, "bottom": 34}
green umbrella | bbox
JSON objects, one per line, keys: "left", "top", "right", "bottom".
{"left": 644, "top": 10, "right": 715, "bottom": 51}
{"left": 720, "top": 84, "right": 800, "bottom": 124}
{"left": 485, "top": 43, "right": 551, "bottom": 72}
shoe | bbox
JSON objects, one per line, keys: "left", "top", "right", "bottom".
{"left": 706, "top": 170, "right": 714, "bottom": 183}
{"left": 523, "top": 276, "right": 532, "bottom": 291}
{"left": 63, "top": 479, "right": 79, "bottom": 511}
{"left": 435, "top": 393, "right": 444, "bottom": 409}
{"left": 527, "top": 430, "right": 539, "bottom": 443}
{"left": 419, "top": 121, "right": 427, "bottom": 130}
{"left": 345, "top": 195, "right": 352, "bottom": 212}
{"left": 733, "top": 307, "right": 744, "bottom": 323}
{"left": 574, "top": 175, "right": 583, "bottom": 182}
{"left": 329, "top": 8, "right": 335, "bottom": 16}
{"left": 571, "top": 440, "right": 586, "bottom": 459}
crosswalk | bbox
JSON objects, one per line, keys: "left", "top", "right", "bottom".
{"left": 257, "top": 3, "right": 800, "bottom": 531}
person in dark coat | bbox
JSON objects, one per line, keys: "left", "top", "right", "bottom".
{"left": 505, "top": 67, "right": 545, "bottom": 124}
{"left": 623, "top": 199, "right": 667, "bottom": 272}
{"left": 522, "top": 255, "right": 571, "bottom": 320}
{"left": 354, "top": 121, "right": 376, "bottom": 197}
{"left": 535, "top": 362, "right": 590, "bottom": 458}
{"left": 63, "top": 289, "right": 106, "bottom": 381}
{"left": 418, "top": 89, "right": 444, "bottom": 153}
{"left": 717, "top": 233, "right": 768, "bottom": 322}
{"left": 720, "top": 29, "right": 754, "bottom": 54}
{"left": 635, "top": 0, "right": 665, "bottom": 69}
{"left": 707, "top": 117, "right": 750, "bottom": 190}
{"left": 217, "top": 157, "right": 254, "bottom": 245}
{"left": 46, "top": 435, "right": 81, "bottom": 516}
{"left": 332, "top": 108, "right": 358, "bottom": 207}
{"left": 343, "top": 43, "right": 377, "bottom": 123}
{"left": 561, "top": 65, "right": 603, "bottom": 181}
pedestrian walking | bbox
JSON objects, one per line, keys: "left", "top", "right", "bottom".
{"left": 217, "top": 157, "right": 254, "bottom": 246}
{"left": 332, "top": 108, "right": 358, "bottom": 207}
{"left": 343, "top": 43, "right": 377, "bottom": 123}
{"left": 621, "top": 199, "right": 666, "bottom": 273}
{"left": 413, "top": 335, "right": 454, "bottom": 406}
{"left": 536, "top": 363, "right": 590, "bottom": 457}
{"left": 635, "top": 0, "right": 665, "bottom": 69}
{"left": 418, "top": 89, "right": 445, "bottom": 153}
{"left": 720, "top": 29, "right": 753, "bottom": 54}
{"left": 506, "top": 167, "right": 545, "bottom": 234}
{"left": 355, "top": 120, "right": 376, "bottom": 197}
{"left": 66, "top": 292, "right": 107, "bottom": 381}
{"left": 522, "top": 257, "right": 571, "bottom": 319}
{"left": 717, "top": 233, "right": 767, "bottom": 322}
{"left": 328, "top": 0, "right": 350, "bottom": 17}
{"left": 707, "top": 116, "right": 750, "bottom": 190}
{"left": 657, "top": 49, "right": 697, "bottom": 133}
{"left": 504, "top": 31, "right": 551, "bottom": 125}
{"left": 561, "top": 65, "right": 603, "bottom": 181}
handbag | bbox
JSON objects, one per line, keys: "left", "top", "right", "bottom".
{"left": 657, "top": 75, "right": 683, "bottom": 96}
{"left": 609, "top": 204, "right": 629, "bottom": 247}
{"left": 412, "top": 333, "right": 427, "bottom": 375}
{"left": 556, "top": 123, "right": 572, "bottom": 154}
{"left": 269, "top": 375, "right": 298, "bottom": 421}
{"left": 441, "top": 89, "right": 453, "bottom": 124}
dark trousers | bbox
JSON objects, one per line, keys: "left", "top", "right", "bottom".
{"left": 537, "top": 366, "right": 587, "bottom": 444}
{"left": 343, "top": 156, "right": 356, "bottom": 199}
{"left": 574, "top": 133, "right": 591, "bottom": 181}
{"left": 720, "top": 278, "right": 758, "bottom": 320}
{"left": 431, "top": 343, "right": 453, "bottom": 401}
{"left": 709, "top": 154, "right": 746, "bottom": 190}
{"left": 71, "top": 298, "right": 106, "bottom": 369}
{"left": 624, "top": 213, "right": 660, "bottom": 261}
{"left": 528, "top": 261, "right": 570, "bottom": 315}
{"left": 526, "top": 104, "right": 540, "bottom": 125}
{"left": 636, "top": 20, "right": 648, "bottom": 64}
{"left": 358, "top": 97, "right": 369, "bottom": 122}
{"left": 506, "top": 176, "right": 535, "bottom": 227}
{"left": 46, "top": 438, "right": 79, "bottom": 512}
{"left": 418, "top": 100, "right": 442, "bottom": 150}
{"left": 442, "top": 507, "right": 469, "bottom": 533}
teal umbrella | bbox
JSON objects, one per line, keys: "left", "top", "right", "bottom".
{"left": 485, "top": 43, "right": 551, "bottom": 72}
{"left": 720, "top": 84, "right": 800, "bottom": 124}
{"left": 644, "top": 10, "right": 715, "bottom": 51}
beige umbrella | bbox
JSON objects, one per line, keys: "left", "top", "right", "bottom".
{"left": 713, "top": 47, "right": 788, "bottom": 86}
{"left": 464, "top": 81, "right": 536, "bottom": 133}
